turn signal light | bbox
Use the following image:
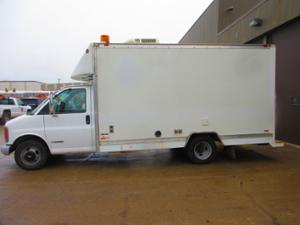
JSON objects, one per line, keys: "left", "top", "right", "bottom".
{"left": 100, "top": 35, "right": 110, "bottom": 46}
{"left": 4, "top": 126, "right": 9, "bottom": 143}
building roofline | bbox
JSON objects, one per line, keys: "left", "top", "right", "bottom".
{"left": 0, "top": 80, "right": 44, "bottom": 84}
{"left": 178, "top": 0, "right": 217, "bottom": 43}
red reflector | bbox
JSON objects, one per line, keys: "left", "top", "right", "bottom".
{"left": 4, "top": 127, "right": 9, "bottom": 143}
{"left": 262, "top": 44, "right": 269, "bottom": 48}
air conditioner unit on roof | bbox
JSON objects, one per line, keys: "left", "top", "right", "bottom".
{"left": 126, "top": 38, "right": 159, "bottom": 44}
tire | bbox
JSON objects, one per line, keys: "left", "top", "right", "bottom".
{"left": 186, "top": 136, "right": 217, "bottom": 164}
{"left": 1, "top": 111, "right": 11, "bottom": 125}
{"left": 14, "top": 139, "right": 49, "bottom": 170}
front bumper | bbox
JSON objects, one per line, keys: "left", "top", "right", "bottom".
{"left": 1, "top": 144, "right": 12, "bottom": 155}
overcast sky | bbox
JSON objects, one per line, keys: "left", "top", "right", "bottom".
{"left": 0, "top": 0, "right": 213, "bottom": 83}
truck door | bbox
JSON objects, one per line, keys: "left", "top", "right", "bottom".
{"left": 43, "top": 87, "right": 94, "bottom": 154}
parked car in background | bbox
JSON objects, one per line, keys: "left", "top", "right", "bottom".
{"left": 0, "top": 95, "right": 31, "bottom": 125}
{"left": 21, "top": 97, "right": 44, "bottom": 110}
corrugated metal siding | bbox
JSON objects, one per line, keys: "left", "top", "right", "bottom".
{"left": 179, "top": 1, "right": 219, "bottom": 44}
{"left": 180, "top": 0, "right": 300, "bottom": 44}
{"left": 218, "top": 0, "right": 262, "bottom": 32}
{"left": 217, "top": 0, "right": 300, "bottom": 43}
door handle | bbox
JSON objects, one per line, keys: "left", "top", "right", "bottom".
{"left": 86, "top": 115, "right": 90, "bottom": 124}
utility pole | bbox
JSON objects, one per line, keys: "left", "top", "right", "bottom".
{"left": 57, "top": 78, "right": 61, "bottom": 90}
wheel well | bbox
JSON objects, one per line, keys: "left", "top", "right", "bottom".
{"left": 3, "top": 110, "right": 11, "bottom": 115}
{"left": 186, "top": 133, "right": 222, "bottom": 147}
{"left": 11, "top": 135, "right": 50, "bottom": 154}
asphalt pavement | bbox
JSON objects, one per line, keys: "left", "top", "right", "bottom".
{"left": 0, "top": 127, "right": 300, "bottom": 225}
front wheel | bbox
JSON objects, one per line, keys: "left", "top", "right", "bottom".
{"left": 14, "top": 140, "right": 49, "bottom": 170}
{"left": 186, "top": 136, "right": 217, "bottom": 164}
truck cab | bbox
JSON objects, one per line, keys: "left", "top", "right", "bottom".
{"left": 1, "top": 86, "right": 96, "bottom": 170}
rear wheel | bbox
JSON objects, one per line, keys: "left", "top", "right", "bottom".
{"left": 186, "top": 136, "right": 217, "bottom": 164}
{"left": 14, "top": 139, "right": 49, "bottom": 170}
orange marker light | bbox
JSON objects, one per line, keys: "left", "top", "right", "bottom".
{"left": 100, "top": 35, "right": 110, "bottom": 46}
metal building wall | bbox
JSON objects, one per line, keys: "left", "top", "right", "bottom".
{"left": 218, "top": 0, "right": 262, "bottom": 32}
{"left": 179, "top": 1, "right": 219, "bottom": 44}
{"left": 0, "top": 81, "right": 43, "bottom": 91}
{"left": 218, "top": 0, "right": 300, "bottom": 43}
{"left": 180, "top": 0, "right": 300, "bottom": 44}
{"left": 270, "top": 18, "right": 300, "bottom": 145}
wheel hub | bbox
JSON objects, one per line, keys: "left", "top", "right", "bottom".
{"left": 21, "top": 148, "right": 40, "bottom": 164}
{"left": 24, "top": 151, "right": 37, "bottom": 162}
{"left": 194, "top": 141, "right": 212, "bottom": 160}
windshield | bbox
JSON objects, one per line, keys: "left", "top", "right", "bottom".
{"left": 17, "top": 99, "right": 25, "bottom": 106}
{"left": 30, "top": 99, "right": 48, "bottom": 115}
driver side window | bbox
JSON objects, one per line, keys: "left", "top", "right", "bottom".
{"left": 52, "top": 88, "right": 86, "bottom": 114}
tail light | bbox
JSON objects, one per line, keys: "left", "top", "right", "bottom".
{"left": 4, "top": 126, "right": 9, "bottom": 143}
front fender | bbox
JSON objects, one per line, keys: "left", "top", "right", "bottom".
{"left": 11, "top": 133, "right": 50, "bottom": 153}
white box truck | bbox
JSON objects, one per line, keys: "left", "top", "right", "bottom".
{"left": 1, "top": 43, "right": 278, "bottom": 170}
